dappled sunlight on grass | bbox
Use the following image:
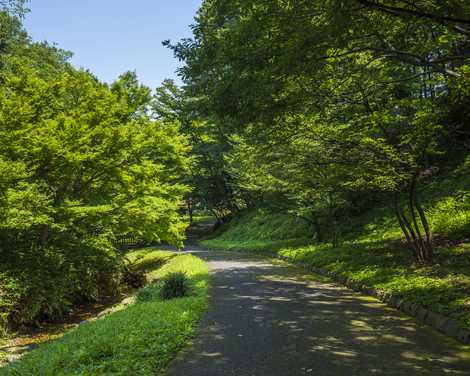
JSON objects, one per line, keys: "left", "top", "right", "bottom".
{"left": 201, "top": 172, "right": 470, "bottom": 334}
{"left": 278, "top": 240, "right": 470, "bottom": 329}
{"left": 126, "top": 248, "right": 175, "bottom": 276}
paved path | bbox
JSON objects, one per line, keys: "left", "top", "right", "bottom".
{"left": 168, "top": 249, "right": 470, "bottom": 375}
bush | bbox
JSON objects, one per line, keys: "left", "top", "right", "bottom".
{"left": 122, "top": 264, "right": 147, "bottom": 289}
{"left": 0, "top": 234, "right": 123, "bottom": 330}
{"left": 160, "top": 272, "right": 191, "bottom": 300}
{"left": 136, "top": 282, "right": 162, "bottom": 302}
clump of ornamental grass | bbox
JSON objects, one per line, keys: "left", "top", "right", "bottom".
{"left": 160, "top": 272, "right": 191, "bottom": 300}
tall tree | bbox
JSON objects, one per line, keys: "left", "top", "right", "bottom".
{"left": 169, "top": 0, "right": 470, "bottom": 262}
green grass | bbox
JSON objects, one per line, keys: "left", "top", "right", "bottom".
{"left": 202, "top": 209, "right": 312, "bottom": 252}
{"left": 125, "top": 249, "right": 175, "bottom": 275}
{"left": 0, "top": 249, "right": 209, "bottom": 376}
{"left": 0, "top": 337, "right": 8, "bottom": 365}
{"left": 201, "top": 170, "right": 470, "bottom": 330}
{"left": 191, "top": 214, "right": 216, "bottom": 225}
{"left": 279, "top": 241, "right": 470, "bottom": 328}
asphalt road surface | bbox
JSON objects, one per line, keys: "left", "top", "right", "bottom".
{"left": 167, "top": 248, "right": 470, "bottom": 376}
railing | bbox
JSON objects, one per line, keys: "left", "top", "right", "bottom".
{"left": 114, "top": 233, "right": 146, "bottom": 249}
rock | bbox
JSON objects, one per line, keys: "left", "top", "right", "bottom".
{"left": 97, "top": 308, "right": 113, "bottom": 318}
{"left": 425, "top": 311, "right": 448, "bottom": 330}
{"left": 442, "top": 319, "right": 461, "bottom": 338}
{"left": 370, "top": 289, "right": 380, "bottom": 299}
{"left": 381, "top": 292, "right": 392, "bottom": 303}
{"left": 377, "top": 291, "right": 386, "bottom": 299}
{"left": 456, "top": 329, "right": 470, "bottom": 344}
{"left": 416, "top": 307, "right": 429, "bottom": 322}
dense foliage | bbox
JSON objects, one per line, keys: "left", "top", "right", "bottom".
{"left": 1, "top": 0, "right": 470, "bottom": 355}
{"left": 168, "top": 0, "right": 470, "bottom": 263}
{"left": 0, "top": 250, "right": 209, "bottom": 375}
{"left": 0, "top": 3, "right": 190, "bottom": 332}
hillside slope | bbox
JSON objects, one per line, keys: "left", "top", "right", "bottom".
{"left": 201, "top": 168, "right": 470, "bottom": 330}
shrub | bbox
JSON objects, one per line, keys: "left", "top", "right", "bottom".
{"left": 136, "top": 282, "right": 162, "bottom": 302}
{"left": 160, "top": 272, "right": 191, "bottom": 300}
{"left": 0, "top": 234, "right": 123, "bottom": 329}
{"left": 122, "top": 264, "right": 147, "bottom": 289}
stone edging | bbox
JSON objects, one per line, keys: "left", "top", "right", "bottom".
{"left": 278, "top": 255, "right": 470, "bottom": 346}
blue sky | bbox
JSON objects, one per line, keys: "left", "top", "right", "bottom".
{"left": 23, "top": 0, "right": 202, "bottom": 89}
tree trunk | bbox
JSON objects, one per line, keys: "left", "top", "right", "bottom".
{"left": 331, "top": 218, "right": 341, "bottom": 248}
{"left": 187, "top": 198, "right": 193, "bottom": 225}
{"left": 394, "top": 175, "right": 434, "bottom": 263}
{"left": 408, "top": 174, "right": 433, "bottom": 262}
{"left": 410, "top": 177, "right": 433, "bottom": 262}
{"left": 313, "top": 217, "right": 324, "bottom": 243}
{"left": 40, "top": 224, "right": 49, "bottom": 246}
{"left": 393, "top": 192, "right": 418, "bottom": 260}
{"left": 415, "top": 199, "right": 433, "bottom": 259}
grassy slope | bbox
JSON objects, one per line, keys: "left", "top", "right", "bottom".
{"left": 0, "top": 249, "right": 209, "bottom": 376}
{"left": 202, "top": 170, "right": 470, "bottom": 329}
{"left": 203, "top": 209, "right": 312, "bottom": 252}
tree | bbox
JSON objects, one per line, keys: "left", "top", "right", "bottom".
{"left": 169, "top": 0, "right": 469, "bottom": 262}
{"left": 153, "top": 79, "right": 244, "bottom": 224}
{"left": 0, "top": 18, "right": 191, "bottom": 327}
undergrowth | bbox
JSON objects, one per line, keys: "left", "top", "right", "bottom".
{"left": 201, "top": 171, "right": 470, "bottom": 329}
{"left": 0, "top": 249, "right": 209, "bottom": 376}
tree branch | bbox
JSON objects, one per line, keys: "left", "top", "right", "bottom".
{"left": 356, "top": 0, "right": 470, "bottom": 26}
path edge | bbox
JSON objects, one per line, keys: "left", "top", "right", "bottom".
{"left": 278, "top": 255, "right": 470, "bottom": 346}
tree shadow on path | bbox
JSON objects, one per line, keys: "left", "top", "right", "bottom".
{"left": 167, "top": 248, "right": 470, "bottom": 376}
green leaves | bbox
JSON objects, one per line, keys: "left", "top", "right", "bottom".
{"left": 0, "top": 52, "right": 191, "bottom": 245}
{"left": 1, "top": 253, "right": 210, "bottom": 376}
{"left": 0, "top": 13, "right": 193, "bottom": 330}
{"left": 170, "top": 0, "right": 469, "bottom": 253}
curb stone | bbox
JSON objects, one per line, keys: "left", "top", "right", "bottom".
{"left": 278, "top": 255, "right": 470, "bottom": 345}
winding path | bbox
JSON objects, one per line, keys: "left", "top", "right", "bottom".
{"left": 168, "top": 248, "right": 470, "bottom": 375}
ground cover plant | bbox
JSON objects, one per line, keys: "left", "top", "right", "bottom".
{"left": 0, "top": 249, "right": 209, "bottom": 376}
{"left": 202, "top": 209, "right": 312, "bottom": 252}
{"left": 201, "top": 170, "right": 470, "bottom": 329}
{"left": 159, "top": 272, "right": 192, "bottom": 300}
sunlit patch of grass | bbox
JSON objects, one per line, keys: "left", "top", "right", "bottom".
{"left": 191, "top": 215, "right": 216, "bottom": 224}
{"left": 0, "top": 253, "right": 209, "bottom": 376}
{"left": 0, "top": 335, "right": 9, "bottom": 364}
{"left": 201, "top": 238, "right": 311, "bottom": 254}
{"left": 201, "top": 209, "right": 312, "bottom": 252}
{"left": 125, "top": 248, "right": 176, "bottom": 277}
